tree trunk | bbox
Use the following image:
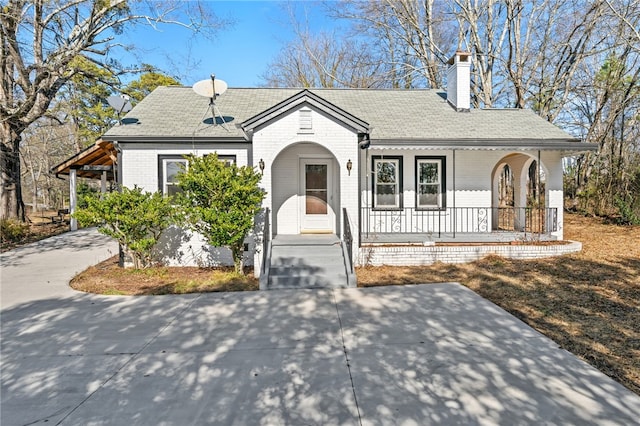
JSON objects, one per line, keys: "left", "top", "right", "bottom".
{"left": 1, "top": 122, "right": 26, "bottom": 221}
{"left": 232, "top": 243, "right": 245, "bottom": 275}
{"left": 32, "top": 183, "right": 38, "bottom": 215}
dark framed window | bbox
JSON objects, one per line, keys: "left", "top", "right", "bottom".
{"left": 415, "top": 156, "right": 446, "bottom": 209}
{"left": 372, "top": 155, "right": 403, "bottom": 209}
{"left": 158, "top": 154, "right": 238, "bottom": 196}
{"left": 205, "top": 154, "right": 237, "bottom": 165}
{"left": 158, "top": 155, "right": 188, "bottom": 196}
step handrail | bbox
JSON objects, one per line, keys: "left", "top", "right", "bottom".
{"left": 342, "top": 208, "right": 354, "bottom": 273}
{"left": 262, "top": 208, "right": 270, "bottom": 274}
{"left": 259, "top": 208, "right": 271, "bottom": 290}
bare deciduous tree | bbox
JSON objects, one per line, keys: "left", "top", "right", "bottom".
{"left": 325, "top": 0, "right": 455, "bottom": 89}
{"left": 262, "top": 30, "right": 384, "bottom": 88}
{"left": 20, "top": 119, "right": 76, "bottom": 213}
{"left": 452, "top": 0, "right": 509, "bottom": 107}
{"left": 1, "top": 0, "right": 228, "bottom": 220}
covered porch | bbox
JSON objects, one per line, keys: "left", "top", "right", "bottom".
{"left": 355, "top": 145, "right": 568, "bottom": 250}
{"left": 351, "top": 145, "right": 590, "bottom": 266}
{"left": 51, "top": 140, "right": 117, "bottom": 230}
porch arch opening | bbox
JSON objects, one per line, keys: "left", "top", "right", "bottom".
{"left": 524, "top": 157, "right": 547, "bottom": 209}
{"left": 270, "top": 142, "right": 341, "bottom": 236}
{"left": 491, "top": 153, "right": 549, "bottom": 232}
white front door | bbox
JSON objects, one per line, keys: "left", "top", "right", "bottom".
{"left": 300, "top": 159, "right": 335, "bottom": 233}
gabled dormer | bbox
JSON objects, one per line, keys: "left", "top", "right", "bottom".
{"left": 240, "top": 89, "right": 370, "bottom": 136}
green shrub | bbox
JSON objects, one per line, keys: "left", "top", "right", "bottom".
{"left": 0, "top": 219, "right": 30, "bottom": 243}
{"left": 177, "top": 154, "right": 265, "bottom": 274}
{"left": 77, "top": 182, "right": 99, "bottom": 209}
{"left": 614, "top": 196, "right": 640, "bottom": 225}
{"left": 73, "top": 186, "right": 177, "bottom": 268}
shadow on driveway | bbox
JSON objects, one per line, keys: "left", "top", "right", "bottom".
{"left": 2, "top": 284, "right": 640, "bottom": 425}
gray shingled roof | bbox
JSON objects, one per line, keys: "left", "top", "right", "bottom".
{"left": 103, "top": 86, "right": 580, "bottom": 144}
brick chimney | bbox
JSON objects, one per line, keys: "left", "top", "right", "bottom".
{"left": 446, "top": 51, "right": 471, "bottom": 112}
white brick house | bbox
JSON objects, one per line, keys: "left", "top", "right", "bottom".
{"left": 63, "top": 52, "right": 596, "bottom": 279}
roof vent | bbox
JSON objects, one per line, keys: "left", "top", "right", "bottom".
{"left": 446, "top": 52, "right": 471, "bottom": 112}
{"left": 299, "top": 108, "right": 313, "bottom": 132}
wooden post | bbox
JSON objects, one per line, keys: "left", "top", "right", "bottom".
{"left": 69, "top": 169, "right": 78, "bottom": 231}
{"left": 101, "top": 170, "right": 107, "bottom": 196}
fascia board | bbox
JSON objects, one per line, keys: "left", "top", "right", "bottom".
{"left": 241, "top": 90, "right": 369, "bottom": 134}
{"left": 101, "top": 136, "right": 249, "bottom": 143}
{"left": 369, "top": 139, "right": 597, "bottom": 152}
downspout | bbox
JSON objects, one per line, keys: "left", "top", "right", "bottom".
{"left": 359, "top": 133, "right": 370, "bottom": 242}
{"left": 358, "top": 143, "right": 362, "bottom": 247}
{"left": 365, "top": 144, "right": 369, "bottom": 240}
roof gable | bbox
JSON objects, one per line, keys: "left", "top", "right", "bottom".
{"left": 240, "top": 89, "right": 369, "bottom": 134}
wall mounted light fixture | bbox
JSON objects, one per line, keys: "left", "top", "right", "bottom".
{"left": 258, "top": 158, "right": 265, "bottom": 174}
{"left": 346, "top": 159, "right": 353, "bottom": 176}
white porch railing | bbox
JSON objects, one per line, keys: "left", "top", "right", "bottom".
{"left": 361, "top": 207, "right": 558, "bottom": 239}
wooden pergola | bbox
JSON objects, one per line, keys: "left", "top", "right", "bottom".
{"left": 51, "top": 140, "right": 117, "bottom": 230}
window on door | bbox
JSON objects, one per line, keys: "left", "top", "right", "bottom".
{"left": 305, "top": 164, "right": 328, "bottom": 214}
{"left": 416, "top": 156, "right": 446, "bottom": 209}
{"left": 373, "top": 156, "right": 402, "bottom": 209}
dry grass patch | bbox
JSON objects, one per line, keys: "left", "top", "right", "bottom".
{"left": 71, "top": 256, "right": 258, "bottom": 295}
{"left": 1, "top": 210, "right": 69, "bottom": 252}
{"left": 357, "top": 213, "right": 640, "bottom": 396}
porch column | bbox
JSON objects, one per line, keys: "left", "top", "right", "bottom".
{"left": 537, "top": 150, "right": 542, "bottom": 205}
{"left": 69, "top": 168, "right": 78, "bottom": 231}
{"left": 452, "top": 149, "right": 456, "bottom": 238}
{"left": 514, "top": 161, "right": 528, "bottom": 231}
{"left": 101, "top": 170, "right": 107, "bottom": 196}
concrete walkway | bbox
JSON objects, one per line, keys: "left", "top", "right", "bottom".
{"left": 2, "top": 233, "right": 640, "bottom": 425}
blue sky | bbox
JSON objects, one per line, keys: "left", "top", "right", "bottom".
{"left": 116, "top": 1, "right": 338, "bottom": 88}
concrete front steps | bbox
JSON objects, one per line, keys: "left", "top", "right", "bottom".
{"left": 263, "top": 234, "right": 355, "bottom": 290}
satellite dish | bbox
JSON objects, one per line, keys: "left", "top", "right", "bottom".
{"left": 107, "top": 94, "right": 133, "bottom": 115}
{"left": 193, "top": 75, "right": 228, "bottom": 100}
{"left": 192, "top": 75, "right": 230, "bottom": 130}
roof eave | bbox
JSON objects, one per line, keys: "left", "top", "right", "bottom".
{"left": 370, "top": 138, "right": 597, "bottom": 153}
{"left": 102, "top": 135, "right": 250, "bottom": 143}
{"left": 51, "top": 140, "right": 117, "bottom": 179}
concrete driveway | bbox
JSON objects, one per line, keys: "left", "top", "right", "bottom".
{"left": 1, "top": 228, "right": 118, "bottom": 309}
{"left": 1, "top": 230, "right": 640, "bottom": 425}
